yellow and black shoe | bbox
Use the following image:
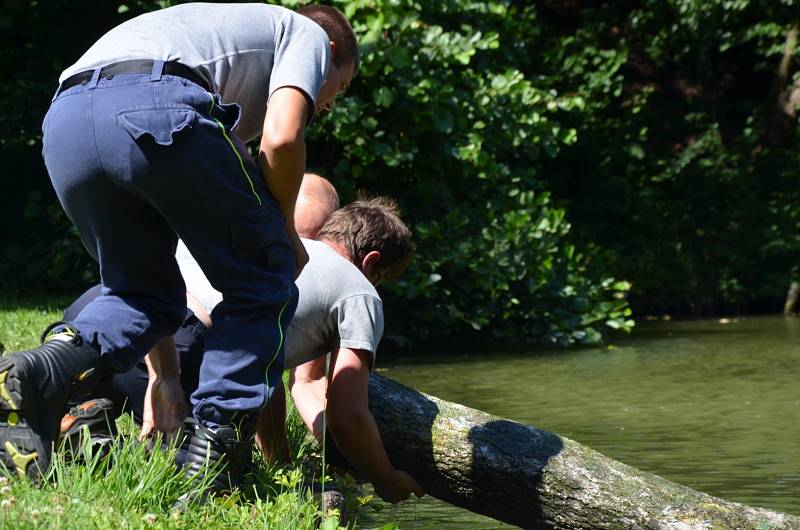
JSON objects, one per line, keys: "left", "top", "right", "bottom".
{"left": 0, "top": 322, "right": 102, "bottom": 481}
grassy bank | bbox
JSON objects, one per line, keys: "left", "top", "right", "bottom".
{"left": 0, "top": 299, "right": 385, "bottom": 529}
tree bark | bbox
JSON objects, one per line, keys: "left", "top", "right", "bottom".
{"left": 368, "top": 373, "right": 800, "bottom": 529}
{"left": 768, "top": 15, "right": 800, "bottom": 144}
{"left": 785, "top": 282, "right": 799, "bottom": 316}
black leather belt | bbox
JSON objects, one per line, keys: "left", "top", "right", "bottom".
{"left": 59, "top": 59, "right": 210, "bottom": 93}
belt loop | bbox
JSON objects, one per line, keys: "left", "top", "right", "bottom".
{"left": 87, "top": 67, "right": 102, "bottom": 89}
{"left": 150, "top": 60, "right": 165, "bottom": 82}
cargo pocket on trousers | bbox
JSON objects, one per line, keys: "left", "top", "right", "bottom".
{"left": 229, "top": 206, "right": 294, "bottom": 294}
{"left": 210, "top": 97, "right": 242, "bottom": 131}
{"left": 117, "top": 107, "right": 195, "bottom": 146}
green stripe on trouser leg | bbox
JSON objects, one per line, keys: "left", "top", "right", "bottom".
{"left": 207, "top": 93, "right": 262, "bottom": 206}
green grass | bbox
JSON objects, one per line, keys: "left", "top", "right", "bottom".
{"left": 0, "top": 296, "right": 74, "bottom": 353}
{"left": 0, "top": 432, "right": 331, "bottom": 529}
{"left": 0, "top": 299, "right": 385, "bottom": 529}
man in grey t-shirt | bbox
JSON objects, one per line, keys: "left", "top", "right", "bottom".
{"left": 61, "top": 186, "right": 424, "bottom": 503}
{"left": 175, "top": 195, "right": 424, "bottom": 503}
{"left": 3, "top": 4, "right": 357, "bottom": 494}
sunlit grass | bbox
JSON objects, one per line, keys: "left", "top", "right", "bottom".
{"left": 0, "top": 428, "right": 330, "bottom": 529}
{"left": 0, "top": 298, "right": 384, "bottom": 529}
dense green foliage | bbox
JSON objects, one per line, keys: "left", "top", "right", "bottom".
{"left": 3, "top": 0, "right": 799, "bottom": 346}
{"left": 532, "top": 0, "right": 800, "bottom": 316}
{"left": 294, "top": 0, "right": 633, "bottom": 345}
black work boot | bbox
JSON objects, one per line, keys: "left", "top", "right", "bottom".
{"left": 59, "top": 398, "right": 117, "bottom": 462}
{"left": 171, "top": 418, "right": 199, "bottom": 469}
{"left": 0, "top": 322, "right": 103, "bottom": 481}
{"left": 173, "top": 420, "right": 254, "bottom": 510}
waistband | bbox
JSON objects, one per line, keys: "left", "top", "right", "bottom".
{"left": 57, "top": 60, "right": 210, "bottom": 96}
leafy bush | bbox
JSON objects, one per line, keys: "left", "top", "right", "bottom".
{"left": 3, "top": 0, "right": 656, "bottom": 348}
{"left": 532, "top": 0, "right": 800, "bottom": 316}
{"left": 297, "top": 0, "right": 633, "bottom": 345}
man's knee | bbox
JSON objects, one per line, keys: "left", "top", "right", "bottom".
{"left": 125, "top": 293, "right": 186, "bottom": 336}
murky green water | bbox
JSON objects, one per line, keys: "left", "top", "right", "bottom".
{"left": 360, "top": 316, "right": 800, "bottom": 528}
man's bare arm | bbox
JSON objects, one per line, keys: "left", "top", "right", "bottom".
{"left": 258, "top": 87, "right": 311, "bottom": 275}
{"left": 140, "top": 336, "right": 186, "bottom": 438}
{"left": 256, "top": 381, "right": 289, "bottom": 464}
{"left": 145, "top": 336, "right": 180, "bottom": 378}
{"left": 288, "top": 356, "right": 329, "bottom": 440}
{"left": 186, "top": 292, "right": 212, "bottom": 328}
{"left": 326, "top": 347, "right": 424, "bottom": 503}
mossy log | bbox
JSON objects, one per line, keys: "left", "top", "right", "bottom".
{"left": 367, "top": 373, "right": 800, "bottom": 529}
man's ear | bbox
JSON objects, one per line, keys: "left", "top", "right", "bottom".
{"left": 361, "top": 250, "right": 382, "bottom": 284}
{"left": 361, "top": 250, "right": 381, "bottom": 271}
{"left": 329, "top": 40, "right": 337, "bottom": 56}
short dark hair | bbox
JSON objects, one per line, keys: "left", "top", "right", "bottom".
{"left": 317, "top": 195, "right": 414, "bottom": 282}
{"left": 297, "top": 4, "right": 359, "bottom": 74}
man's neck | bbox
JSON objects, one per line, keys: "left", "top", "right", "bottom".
{"left": 319, "top": 238, "right": 351, "bottom": 261}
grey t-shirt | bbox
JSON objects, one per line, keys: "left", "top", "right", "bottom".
{"left": 60, "top": 3, "right": 330, "bottom": 141}
{"left": 176, "top": 238, "right": 383, "bottom": 369}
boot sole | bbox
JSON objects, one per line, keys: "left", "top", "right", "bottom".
{"left": 60, "top": 398, "right": 116, "bottom": 436}
{"left": 60, "top": 398, "right": 116, "bottom": 462}
{"left": 0, "top": 356, "right": 51, "bottom": 482}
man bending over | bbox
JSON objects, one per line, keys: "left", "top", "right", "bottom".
{"left": 63, "top": 191, "right": 423, "bottom": 503}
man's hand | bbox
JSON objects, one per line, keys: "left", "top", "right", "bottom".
{"left": 140, "top": 375, "right": 186, "bottom": 440}
{"left": 374, "top": 469, "right": 425, "bottom": 504}
{"left": 140, "top": 376, "right": 186, "bottom": 440}
{"left": 140, "top": 337, "right": 185, "bottom": 440}
{"left": 287, "top": 226, "right": 309, "bottom": 279}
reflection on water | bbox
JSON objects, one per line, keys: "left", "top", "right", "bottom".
{"left": 361, "top": 316, "right": 800, "bottom": 529}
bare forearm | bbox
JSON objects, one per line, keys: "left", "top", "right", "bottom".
{"left": 145, "top": 336, "right": 180, "bottom": 379}
{"left": 330, "top": 406, "right": 395, "bottom": 486}
{"left": 258, "top": 142, "right": 305, "bottom": 227}
{"left": 140, "top": 336, "right": 186, "bottom": 437}
{"left": 258, "top": 87, "right": 310, "bottom": 227}
{"left": 289, "top": 378, "right": 328, "bottom": 440}
{"left": 326, "top": 348, "right": 424, "bottom": 502}
{"left": 186, "top": 292, "right": 212, "bottom": 328}
{"left": 256, "top": 382, "right": 289, "bottom": 463}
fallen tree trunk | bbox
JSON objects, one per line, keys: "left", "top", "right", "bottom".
{"left": 368, "top": 373, "right": 800, "bottom": 529}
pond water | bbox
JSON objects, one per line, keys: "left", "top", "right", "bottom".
{"left": 359, "top": 316, "right": 800, "bottom": 528}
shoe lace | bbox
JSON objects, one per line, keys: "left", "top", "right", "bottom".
{"left": 40, "top": 321, "right": 82, "bottom": 345}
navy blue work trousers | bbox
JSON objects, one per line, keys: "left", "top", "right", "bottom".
{"left": 42, "top": 61, "right": 296, "bottom": 427}
{"left": 65, "top": 285, "right": 354, "bottom": 474}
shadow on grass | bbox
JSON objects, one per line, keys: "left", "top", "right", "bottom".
{"left": 0, "top": 292, "right": 84, "bottom": 312}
